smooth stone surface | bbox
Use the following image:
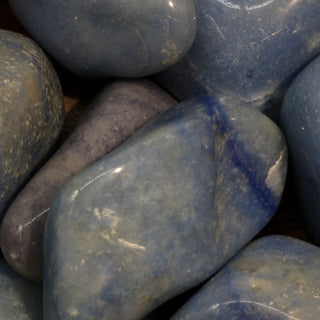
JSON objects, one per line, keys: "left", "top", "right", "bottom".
{"left": 155, "top": 0, "right": 320, "bottom": 116}
{"left": 280, "top": 55, "right": 320, "bottom": 244}
{"left": 0, "top": 259, "right": 42, "bottom": 319}
{"left": 44, "top": 95, "right": 287, "bottom": 320}
{"left": 9, "top": 0, "right": 196, "bottom": 78}
{"left": 0, "top": 78, "right": 176, "bottom": 282}
{"left": 0, "top": 29, "right": 64, "bottom": 221}
{"left": 171, "top": 235, "right": 320, "bottom": 320}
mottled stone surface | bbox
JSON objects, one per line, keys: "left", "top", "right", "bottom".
{"left": 171, "top": 235, "right": 320, "bottom": 320}
{"left": 0, "top": 29, "right": 64, "bottom": 221}
{"left": 280, "top": 55, "right": 320, "bottom": 244}
{"left": 0, "top": 79, "right": 176, "bottom": 282}
{"left": 9, "top": 0, "right": 196, "bottom": 78}
{"left": 0, "top": 259, "right": 42, "bottom": 319}
{"left": 155, "top": 0, "right": 320, "bottom": 116}
{"left": 43, "top": 95, "right": 287, "bottom": 320}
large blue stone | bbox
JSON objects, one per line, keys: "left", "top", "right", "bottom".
{"left": 280, "top": 55, "right": 320, "bottom": 244}
{"left": 9, "top": 0, "right": 196, "bottom": 78}
{"left": 0, "top": 29, "right": 64, "bottom": 221}
{"left": 0, "top": 259, "right": 42, "bottom": 319}
{"left": 0, "top": 79, "right": 176, "bottom": 283}
{"left": 171, "top": 235, "right": 320, "bottom": 320}
{"left": 44, "top": 95, "right": 287, "bottom": 319}
{"left": 155, "top": 0, "right": 320, "bottom": 116}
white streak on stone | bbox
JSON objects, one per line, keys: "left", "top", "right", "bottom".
{"left": 19, "top": 207, "right": 50, "bottom": 231}
{"left": 117, "top": 238, "right": 146, "bottom": 253}
{"left": 206, "top": 14, "right": 226, "bottom": 40}
{"left": 79, "top": 167, "right": 123, "bottom": 192}
{"left": 209, "top": 300, "right": 299, "bottom": 319}
{"left": 266, "top": 148, "right": 286, "bottom": 195}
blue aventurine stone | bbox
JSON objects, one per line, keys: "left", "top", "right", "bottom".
{"left": 44, "top": 95, "right": 287, "bottom": 320}
{"left": 0, "top": 259, "right": 42, "bottom": 319}
{"left": 155, "top": 0, "right": 320, "bottom": 116}
{"left": 0, "top": 29, "right": 64, "bottom": 221}
{"left": 171, "top": 235, "right": 320, "bottom": 320}
{"left": 9, "top": 0, "right": 196, "bottom": 78}
{"left": 280, "top": 55, "right": 320, "bottom": 244}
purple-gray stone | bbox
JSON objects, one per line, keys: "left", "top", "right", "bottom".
{"left": 0, "top": 79, "right": 176, "bottom": 282}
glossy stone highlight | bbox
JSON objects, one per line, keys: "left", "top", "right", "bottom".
{"left": 9, "top": 0, "right": 196, "bottom": 78}
{"left": 0, "top": 79, "right": 176, "bottom": 282}
{"left": 280, "top": 55, "right": 320, "bottom": 244}
{"left": 0, "top": 259, "right": 42, "bottom": 319}
{"left": 171, "top": 235, "right": 320, "bottom": 320}
{"left": 155, "top": 0, "right": 320, "bottom": 115}
{"left": 0, "top": 29, "right": 64, "bottom": 221}
{"left": 44, "top": 95, "right": 287, "bottom": 320}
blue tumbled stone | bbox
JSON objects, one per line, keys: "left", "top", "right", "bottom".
{"left": 155, "top": 0, "right": 320, "bottom": 115}
{"left": 9, "top": 0, "right": 197, "bottom": 78}
{"left": 0, "top": 29, "right": 64, "bottom": 221}
{"left": 0, "top": 259, "right": 42, "bottom": 319}
{"left": 44, "top": 95, "right": 287, "bottom": 320}
{"left": 280, "top": 55, "right": 320, "bottom": 244}
{"left": 171, "top": 235, "right": 320, "bottom": 320}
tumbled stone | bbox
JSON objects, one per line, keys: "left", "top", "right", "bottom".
{"left": 171, "top": 235, "right": 320, "bottom": 320}
{"left": 0, "top": 79, "right": 176, "bottom": 282}
{"left": 43, "top": 95, "right": 287, "bottom": 320}
{"left": 0, "top": 259, "right": 42, "bottom": 319}
{"left": 155, "top": 0, "right": 320, "bottom": 117}
{"left": 0, "top": 29, "right": 64, "bottom": 221}
{"left": 9, "top": 0, "right": 196, "bottom": 78}
{"left": 280, "top": 55, "right": 320, "bottom": 244}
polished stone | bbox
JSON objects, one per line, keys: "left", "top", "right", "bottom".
{"left": 0, "top": 29, "right": 64, "bottom": 221}
{"left": 155, "top": 0, "right": 320, "bottom": 116}
{"left": 280, "top": 55, "right": 320, "bottom": 244}
{"left": 43, "top": 95, "right": 287, "bottom": 320}
{"left": 0, "top": 259, "right": 42, "bottom": 319}
{"left": 0, "top": 79, "right": 176, "bottom": 282}
{"left": 171, "top": 235, "right": 320, "bottom": 320}
{"left": 9, "top": 0, "right": 196, "bottom": 78}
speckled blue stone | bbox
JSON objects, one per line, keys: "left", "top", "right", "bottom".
{"left": 0, "top": 29, "right": 64, "bottom": 221}
{"left": 280, "top": 55, "right": 320, "bottom": 244}
{"left": 171, "top": 235, "right": 320, "bottom": 320}
{"left": 155, "top": 0, "right": 320, "bottom": 116}
{"left": 0, "top": 259, "right": 42, "bottom": 319}
{"left": 44, "top": 95, "right": 287, "bottom": 320}
{"left": 9, "top": 0, "right": 196, "bottom": 78}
